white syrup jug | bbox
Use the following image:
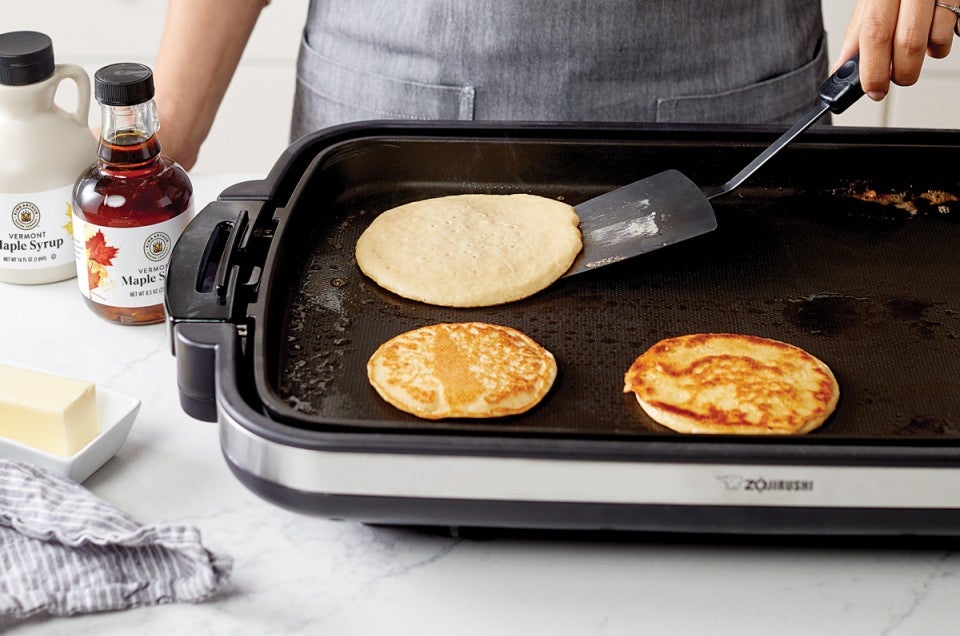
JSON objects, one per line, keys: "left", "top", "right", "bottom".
{"left": 0, "top": 31, "right": 96, "bottom": 284}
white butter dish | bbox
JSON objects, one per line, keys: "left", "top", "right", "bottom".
{"left": 0, "top": 387, "right": 140, "bottom": 482}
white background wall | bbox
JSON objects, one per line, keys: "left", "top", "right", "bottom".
{"left": 5, "top": 0, "right": 309, "bottom": 175}
{"left": 821, "top": 1, "right": 960, "bottom": 129}
{"left": 4, "top": 0, "right": 959, "bottom": 175}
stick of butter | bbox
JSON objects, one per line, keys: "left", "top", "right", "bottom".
{"left": 0, "top": 365, "right": 100, "bottom": 457}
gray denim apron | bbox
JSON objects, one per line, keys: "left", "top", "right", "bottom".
{"left": 291, "top": 0, "right": 827, "bottom": 141}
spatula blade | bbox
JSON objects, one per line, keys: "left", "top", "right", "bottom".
{"left": 563, "top": 169, "right": 717, "bottom": 277}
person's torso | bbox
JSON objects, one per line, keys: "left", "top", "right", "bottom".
{"left": 292, "top": 0, "right": 827, "bottom": 139}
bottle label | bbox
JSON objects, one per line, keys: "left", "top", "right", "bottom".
{"left": 72, "top": 208, "right": 192, "bottom": 308}
{"left": 0, "top": 186, "right": 76, "bottom": 270}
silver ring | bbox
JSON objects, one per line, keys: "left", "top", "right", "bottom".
{"left": 935, "top": 1, "right": 960, "bottom": 36}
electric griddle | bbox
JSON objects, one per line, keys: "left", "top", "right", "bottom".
{"left": 166, "top": 121, "right": 960, "bottom": 535}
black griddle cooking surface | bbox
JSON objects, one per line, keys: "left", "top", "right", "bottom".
{"left": 253, "top": 129, "right": 960, "bottom": 440}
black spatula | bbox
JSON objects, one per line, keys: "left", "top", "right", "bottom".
{"left": 564, "top": 54, "right": 864, "bottom": 277}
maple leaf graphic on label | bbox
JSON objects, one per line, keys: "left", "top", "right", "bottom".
{"left": 86, "top": 230, "right": 119, "bottom": 291}
{"left": 64, "top": 202, "right": 74, "bottom": 238}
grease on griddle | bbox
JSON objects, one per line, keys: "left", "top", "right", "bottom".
{"left": 278, "top": 279, "right": 358, "bottom": 414}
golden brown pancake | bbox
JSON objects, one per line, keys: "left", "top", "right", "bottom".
{"left": 355, "top": 193, "right": 582, "bottom": 307}
{"left": 367, "top": 322, "right": 557, "bottom": 419}
{"left": 623, "top": 333, "right": 839, "bottom": 435}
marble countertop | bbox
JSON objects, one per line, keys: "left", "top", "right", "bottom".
{"left": 2, "top": 174, "right": 959, "bottom": 635}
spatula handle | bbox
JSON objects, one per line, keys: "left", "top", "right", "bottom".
{"left": 705, "top": 54, "right": 866, "bottom": 199}
{"left": 819, "top": 52, "right": 864, "bottom": 115}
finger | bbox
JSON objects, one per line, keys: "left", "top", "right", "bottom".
{"left": 832, "top": 0, "right": 867, "bottom": 73}
{"left": 929, "top": 2, "right": 957, "bottom": 58}
{"left": 858, "top": 0, "right": 899, "bottom": 99}
{"left": 890, "top": 0, "right": 936, "bottom": 86}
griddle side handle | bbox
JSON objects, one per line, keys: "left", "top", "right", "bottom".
{"left": 166, "top": 199, "right": 256, "bottom": 323}
{"left": 173, "top": 322, "right": 238, "bottom": 422}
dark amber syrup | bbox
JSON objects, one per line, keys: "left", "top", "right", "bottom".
{"left": 74, "top": 132, "right": 192, "bottom": 325}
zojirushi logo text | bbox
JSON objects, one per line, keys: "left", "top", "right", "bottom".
{"left": 716, "top": 474, "right": 814, "bottom": 494}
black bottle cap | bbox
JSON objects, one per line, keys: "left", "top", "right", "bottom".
{"left": 0, "top": 31, "right": 55, "bottom": 86}
{"left": 95, "top": 63, "right": 154, "bottom": 106}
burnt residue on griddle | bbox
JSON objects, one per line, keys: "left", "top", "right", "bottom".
{"left": 783, "top": 293, "right": 870, "bottom": 336}
{"left": 903, "top": 416, "right": 951, "bottom": 436}
{"left": 887, "top": 298, "right": 941, "bottom": 340}
{"left": 887, "top": 297, "right": 932, "bottom": 320}
{"left": 824, "top": 182, "right": 960, "bottom": 220}
{"left": 783, "top": 293, "right": 947, "bottom": 340}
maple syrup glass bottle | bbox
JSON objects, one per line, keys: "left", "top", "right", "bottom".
{"left": 73, "top": 63, "right": 192, "bottom": 325}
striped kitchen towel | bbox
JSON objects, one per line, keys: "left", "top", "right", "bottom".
{"left": 0, "top": 460, "right": 231, "bottom": 622}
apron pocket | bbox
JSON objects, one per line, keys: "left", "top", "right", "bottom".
{"left": 293, "top": 35, "right": 475, "bottom": 137}
{"left": 655, "top": 34, "right": 829, "bottom": 125}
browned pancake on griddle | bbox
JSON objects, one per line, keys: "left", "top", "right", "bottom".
{"left": 367, "top": 322, "right": 557, "bottom": 419}
{"left": 623, "top": 333, "right": 839, "bottom": 435}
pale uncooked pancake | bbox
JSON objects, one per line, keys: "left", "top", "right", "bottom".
{"left": 355, "top": 193, "right": 582, "bottom": 307}
{"left": 623, "top": 333, "right": 839, "bottom": 435}
{"left": 367, "top": 322, "right": 557, "bottom": 419}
